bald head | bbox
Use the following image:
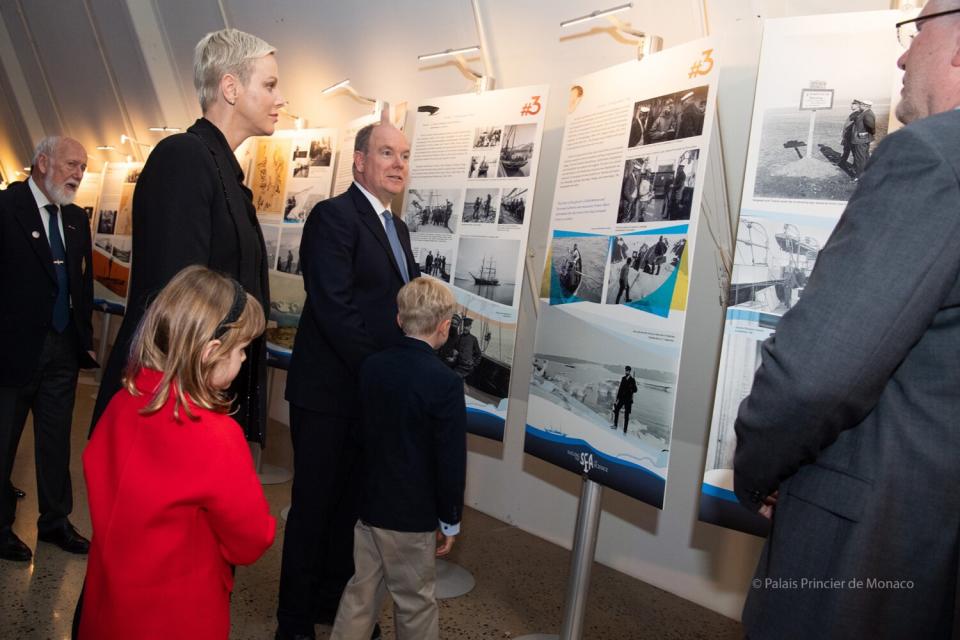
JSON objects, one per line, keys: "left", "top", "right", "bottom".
{"left": 32, "top": 136, "right": 87, "bottom": 206}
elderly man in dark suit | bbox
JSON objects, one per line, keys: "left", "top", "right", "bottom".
{"left": 0, "top": 137, "right": 98, "bottom": 561}
{"left": 734, "top": 3, "right": 960, "bottom": 637}
{"left": 277, "top": 121, "right": 419, "bottom": 640}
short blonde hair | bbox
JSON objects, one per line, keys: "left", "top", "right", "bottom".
{"left": 194, "top": 28, "right": 276, "bottom": 112}
{"left": 123, "top": 265, "right": 265, "bottom": 421}
{"left": 397, "top": 277, "right": 456, "bottom": 336}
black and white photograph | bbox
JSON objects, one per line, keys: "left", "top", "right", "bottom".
{"left": 498, "top": 188, "right": 528, "bottom": 225}
{"left": 617, "top": 148, "right": 699, "bottom": 223}
{"left": 96, "top": 209, "right": 117, "bottom": 235}
{"left": 748, "top": 29, "right": 895, "bottom": 202}
{"left": 454, "top": 236, "right": 520, "bottom": 306}
{"left": 276, "top": 227, "right": 303, "bottom": 275}
{"left": 291, "top": 136, "right": 334, "bottom": 178}
{"left": 263, "top": 224, "right": 281, "bottom": 271}
{"left": 497, "top": 123, "right": 537, "bottom": 178}
{"left": 548, "top": 234, "right": 607, "bottom": 304}
{"left": 283, "top": 181, "right": 327, "bottom": 223}
{"left": 604, "top": 231, "right": 687, "bottom": 306}
{"left": 404, "top": 188, "right": 460, "bottom": 234}
{"left": 444, "top": 301, "right": 517, "bottom": 402}
{"left": 416, "top": 246, "right": 452, "bottom": 282}
{"left": 473, "top": 126, "right": 502, "bottom": 148}
{"left": 467, "top": 152, "right": 498, "bottom": 179}
{"left": 628, "top": 85, "right": 708, "bottom": 148}
{"left": 730, "top": 211, "right": 836, "bottom": 314}
{"left": 462, "top": 188, "right": 499, "bottom": 224}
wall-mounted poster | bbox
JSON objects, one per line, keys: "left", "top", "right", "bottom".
{"left": 699, "top": 11, "right": 901, "bottom": 535}
{"left": 90, "top": 162, "right": 142, "bottom": 314}
{"left": 524, "top": 38, "right": 721, "bottom": 508}
{"left": 407, "top": 85, "right": 549, "bottom": 441}
{"left": 74, "top": 167, "right": 102, "bottom": 233}
{"left": 236, "top": 128, "right": 338, "bottom": 367}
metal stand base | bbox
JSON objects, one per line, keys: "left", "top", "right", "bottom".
{"left": 257, "top": 463, "right": 293, "bottom": 485}
{"left": 435, "top": 559, "right": 475, "bottom": 599}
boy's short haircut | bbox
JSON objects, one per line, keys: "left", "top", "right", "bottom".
{"left": 397, "top": 277, "right": 456, "bottom": 336}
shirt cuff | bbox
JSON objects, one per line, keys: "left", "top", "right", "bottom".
{"left": 439, "top": 520, "right": 460, "bottom": 536}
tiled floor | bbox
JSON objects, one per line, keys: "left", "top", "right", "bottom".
{"left": 0, "top": 377, "right": 742, "bottom": 639}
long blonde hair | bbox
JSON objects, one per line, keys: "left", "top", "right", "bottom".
{"left": 122, "top": 265, "right": 265, "bottom": 420}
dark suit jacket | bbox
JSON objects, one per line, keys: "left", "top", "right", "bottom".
{"left": 285, "top": 183, "right": 419, "bottom": 416}
{"left": 93, "top": 118, "right": 270, "bottom": 442}
{"left": 358, "top": 337, "right": 466, "bottom": 532}
{"left": 0, "top": 180, "right": 96, "bottom": 386}
{"left": 734, "top": 109, "right": 960, "bottom": 638}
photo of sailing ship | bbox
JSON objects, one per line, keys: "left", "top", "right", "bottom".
{"left": 497, "top": 123, "right": 537, "bottom": 178}
{"left": 453, "top": 236, "right": 520, "bottom": 306}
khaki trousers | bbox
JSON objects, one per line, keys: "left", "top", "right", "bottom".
{"left": 331, "top": 520, "right": 439, "bottom": 640}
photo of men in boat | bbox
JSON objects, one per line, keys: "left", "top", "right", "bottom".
{"left": 498, "top": 188, "right": 528, "bottom": 225}
{"left": 404, "top": 188, "right": 460, "bottom": 234}
{"left": 473, "top": 126, "right": 502, "bottom": 148}
{"left": 453, "top": 236, "right": 520, "bottom": 306}
{"left": 618, "top": 148, "right": 699, "bottom": 223}
{"left": 462, "top": 188, "right": 500, "bottom": 223}
{"left": 547, "top": 234, "right": 607, "bottom": 304}
{"left": 628, "top": 85, "right": 708, "bottom": 148}
{"left": 497, "top": 123, "right": 537, "bottom": 178}
{"left": 604, "top": 231, "right": 687, "bottom": 311}
{"left": 439, "top": 304, "right": 516, "bottom": 403}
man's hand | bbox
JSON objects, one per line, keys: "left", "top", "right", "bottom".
{"left": 436, "top": 530, "right": 455, "bottom": 557}
{"left": 758, "top": 491, "right": 779, "bottom": 520}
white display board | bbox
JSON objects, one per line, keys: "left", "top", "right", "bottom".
{"left": 91, "top": 162, "right": 142, "bottom": 314}
{"left": 699, "top": 11, "right": 901, "bottom": 535}
{"left": 523, "top": 38, "right": 722, "bottom": 508}
{"left": 406, "top": 85, "right": 550, "bottom": 441}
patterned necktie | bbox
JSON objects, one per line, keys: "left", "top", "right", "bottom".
{"left": 381, "top": 211, "right": 410, "bottom": 283}
{"left": 44, "top": 204, "right": 70, "bottom": 333}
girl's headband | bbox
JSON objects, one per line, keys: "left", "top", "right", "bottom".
{"left": 214, "top": 279, "right": 247, "bottom": 339}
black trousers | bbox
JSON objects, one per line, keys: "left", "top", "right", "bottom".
{"left": 613, "top": 399, "right": 632, "bottom": 433}
{"left": 0, "top": 327, "right": 79, "bottom": 532}
{"left": 277, "top": 405, "right": 364, "bottom": 634}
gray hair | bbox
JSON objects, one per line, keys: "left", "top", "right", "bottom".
{"left": 31, "top": 136, "right": 63, "bottom": 168}
{"left": 193, "top": 28, "right": 276, "bottom": 112}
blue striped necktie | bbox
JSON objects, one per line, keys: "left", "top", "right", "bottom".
{"left": 381, "top": 211, "right": 410, "bottom": 283}
{"left": 44, "top": 204, "right": 70, "bottom": 333}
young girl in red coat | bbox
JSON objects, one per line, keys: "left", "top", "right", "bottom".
{"left": 78, "top": 265, "right": 276, "bottom": 639}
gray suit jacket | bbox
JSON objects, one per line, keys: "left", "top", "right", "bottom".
{"left": 734, "top": 109, "right": 960, "bottom": 639}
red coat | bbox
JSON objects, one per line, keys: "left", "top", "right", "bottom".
{"left": 79, "top": 368, "right": 276, "bottom": 639}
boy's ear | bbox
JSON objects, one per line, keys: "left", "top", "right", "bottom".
{"left": 201, "top": 339, "right": 222, "bottom": 364}
{"left": 397, "top": 313, "right": 403, "bottom": 329}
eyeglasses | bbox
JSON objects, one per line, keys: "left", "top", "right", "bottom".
{"left": 896, "top": 7, "right": 960, "bottom": 49}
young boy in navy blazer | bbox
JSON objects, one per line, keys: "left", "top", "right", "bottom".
{"left": 331, "top": 277, "right": 466, "bottom": 640}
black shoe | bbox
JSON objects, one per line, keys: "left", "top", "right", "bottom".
{"left": 371, "top": 623, "right": 382, "bottom": 640}
{"left": 274, "top": 629, "right": 314, "bottom": 640}
{"left": 38, "top": 522, "right": 89, "bottom": 555}
{"left": 11, "top": 486, "right": 25, "bottom": 500}
{"left": 0, "top": 529, "right": 32, "bottom": 561}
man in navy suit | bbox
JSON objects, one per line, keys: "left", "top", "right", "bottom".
{"left": 0, "top": 137, "right": 97, "bottom": 561}
{"left": 277, "top": 122, "right": 419, "bottom": 640}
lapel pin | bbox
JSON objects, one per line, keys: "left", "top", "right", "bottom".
{"left": 32, "top": 231, "right": 40, "bottom": 239}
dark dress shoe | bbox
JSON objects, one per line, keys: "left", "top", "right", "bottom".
{"left": 0, "top": 529, "right": 32, "bottom": 561}
{"left": 38, "top": 522, "right": 90, "bottom": 554}
{"left": 11, "top": 485, "right": 25, "bottom": 500}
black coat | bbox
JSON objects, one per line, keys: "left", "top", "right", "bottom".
{"left": 0, "top": 180, "right": 96, "bottom": 386}
{"left": 358, "top": 337, "right": 466, "bottom": 532}
{"left": 285, "top": 184, "right": 419, "bottom": 416}
{"left": 92, "top": 118, "right": 270, "bottom": 442}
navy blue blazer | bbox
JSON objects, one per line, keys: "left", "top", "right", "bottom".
{"left": 358, "top": 337, "right": 466, "bottom": 532}
{"left": 285, "top": 183, "right": 419, "bottom": 416}
{"left": 0, "top": 180, "right": 96, "bottom": 386}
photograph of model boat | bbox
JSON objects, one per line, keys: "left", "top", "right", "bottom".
{"left": 730, "top": 213, "right": 835, "bottom": 313}
{"left": 497, "top": 123, "right": 537, "bottom": 178}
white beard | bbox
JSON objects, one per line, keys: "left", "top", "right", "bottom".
{"left": 44, "top": 173, "right": 76, "bottom": 206}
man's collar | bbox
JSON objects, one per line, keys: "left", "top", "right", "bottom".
{"left": 27, "top": 176, "right": 52, "bottom": 209}
{"left": 353, "top": 180, "right": 391, "bottom": 215}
